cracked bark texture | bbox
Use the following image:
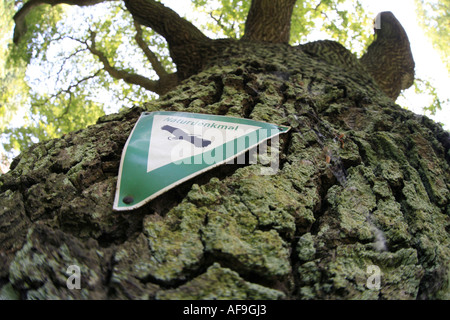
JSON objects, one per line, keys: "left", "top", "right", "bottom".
{"left": 1, "top": 40, "right": 450, "bottom": 300}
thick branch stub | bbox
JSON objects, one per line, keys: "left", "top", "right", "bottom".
{"left": 241, "top": 0, "right": 297, "bottom": 44}
{"left": 360, "top": 12, "right": 415, "bottom": 101}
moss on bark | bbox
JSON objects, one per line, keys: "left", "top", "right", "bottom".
{"left": 1, "top": 40, "right": 449, "bottom": 300}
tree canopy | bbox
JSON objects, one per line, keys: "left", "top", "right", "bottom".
{"left": 0, "top": 0, "right": 447, "bottom": 165}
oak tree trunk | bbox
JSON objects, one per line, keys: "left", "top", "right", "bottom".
{"left": 1, "top": 7, "right": 450, "bottom": 300}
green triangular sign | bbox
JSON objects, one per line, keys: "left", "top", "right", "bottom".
{"left": 113, "top": 111, "right": 290, "bottom": 211}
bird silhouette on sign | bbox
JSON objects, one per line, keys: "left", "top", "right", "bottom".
{"left": 161, "top": 125, "right": 212, "bottom": 148}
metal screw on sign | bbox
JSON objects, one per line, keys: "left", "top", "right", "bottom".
{"left": 123, "top": 196, "right": 134, "bottom": 204}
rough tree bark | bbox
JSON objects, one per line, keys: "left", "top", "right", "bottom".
{"left": 241, "top": 0, "right": 297, "bottom": 44}
{"left": 1, "top": 0, "right": 449, "bottom": 300}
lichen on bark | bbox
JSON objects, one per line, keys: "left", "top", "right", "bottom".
{"left": 1, "top": 39, "right": 449, "bottom": 300}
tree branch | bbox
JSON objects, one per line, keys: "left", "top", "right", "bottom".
{"left": 209, "top": 12, "right": 231, "bottom": 37}
{"left": 124, "top": 0, "right": 209, "bottom": 47}
{"left": 13, "top": 0, "right": 114, "bottom": 44}
{"left": 32, "top": 69, "right": 102, "bottom": 119}
{"left": 86, "top": 31, "right": 166, "bottom": 94}
{"left": 54, "top": 47, "right": 90, "bottom": 84}
{"left": 241, "top": 0, "right": 297, "bottom": 44}
{"left": 133, "top": 20, "right": 168, "bottom": 78}
{"left": 14, "top": 0, "right": 209, "bottom": 82}
{"left": 57, "top": 69, "right": 103, "bottom": 118}
{"left": 360, "top": 12, "right": 415, "bottom": 100}
{"left": 124, "top": 0, "right": 213, "bottom": 80}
